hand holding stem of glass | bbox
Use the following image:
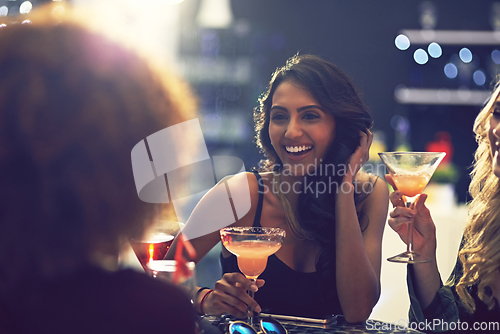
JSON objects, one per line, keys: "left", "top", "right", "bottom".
{"left": 379, "top": 152, "right": 446, "bottom": 264}
{"left": 220, "top": 227, "right": 285, "bottom": 324}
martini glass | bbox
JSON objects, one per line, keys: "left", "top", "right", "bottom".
{"left": 220, "top": 227, "right": 285, "bottom": 325}
{"left": 379, "top": 152, "right": 446, "bottom": 264}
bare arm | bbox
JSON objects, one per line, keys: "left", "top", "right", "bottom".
{"left": 335, "top": 176, "right": 387, "bottom": 323}
{"left": 333, "top": 130, "right": 387, "bottom": 323}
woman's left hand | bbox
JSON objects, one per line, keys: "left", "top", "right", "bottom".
{"left": 344, "top": 130, "right": 373, "bottom": 184}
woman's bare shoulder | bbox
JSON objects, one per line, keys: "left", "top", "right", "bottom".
{"left": 354, "top": 171, "right": 382, "bottom": 192}
{"left": 219, "top": 171, "right": 263, "bottom": 227}
{"left": 354, "top": 172, "right": 388, "bottom": 205}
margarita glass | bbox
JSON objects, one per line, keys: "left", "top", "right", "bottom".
{"left": 220, "top": 227, "right": 285, "bottom": 324}
{"left": 379, "top": 152, "right": 446, "bottom": 264}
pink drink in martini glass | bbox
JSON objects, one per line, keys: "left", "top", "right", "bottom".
{"left": 379, "top": 152, "right": 446, "bottom": 264}
{"left": 224, "top": 240, "right": 282, "bottom": 279}
{"left": 220, "top": 227, "right": 285, "bottom": 324}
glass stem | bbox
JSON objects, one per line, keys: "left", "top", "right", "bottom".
{"left": 406, "top": 201, "right": 414, "bottom": 261}
{"left": 248, "top": 278, "right": 256, "bottom": 326}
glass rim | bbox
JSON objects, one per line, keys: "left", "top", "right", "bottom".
{"left": 220, "top": 226, "right": 286, "bottom": 236}
{"left": 378, "top": 151, "right": 446, "bottom": 156}
{"left": 148, "top": 259, "right": 195, "bottom": 272}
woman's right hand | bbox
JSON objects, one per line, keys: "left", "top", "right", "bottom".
{"left": 385, "top": 175, "right": 437, "bottom": 260}
{"left": 200, "top": 273, "right": 264, "bottom": 318}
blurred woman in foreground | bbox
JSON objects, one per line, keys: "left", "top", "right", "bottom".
{"left": 0, "top": 4, "right": 197, "bottom": 334}
{"left": 388, "top": 81, "right": 500, "bottom": 329}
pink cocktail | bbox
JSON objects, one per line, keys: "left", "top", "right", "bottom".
{"left": 224, "top": 240, "right": 282, "bottom": 279}
{"left": 379, "top": 152, "right": 446, "bottom": 264}
{"left": 220, "top": 227, "right": 285, "bottom": 324}
{"left": 392, "top": 173, "right": 431, "bottom": 198}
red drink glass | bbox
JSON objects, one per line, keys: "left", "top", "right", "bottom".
{"left": 130, "top": 220, "right": 183, "bottom": 271}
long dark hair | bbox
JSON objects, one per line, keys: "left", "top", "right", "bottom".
{"left": 254, "top": 54, "right": 373, "bottom": 304}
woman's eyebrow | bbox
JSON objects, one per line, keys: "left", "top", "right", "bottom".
{"left": 270, "top": 106, "right": 288, "bottom": 112}
{"left": 270, "top": 105, "right": 324, "bottom": 113}
{"left": 297, "top": 105, "right": 324, "bottom": 112}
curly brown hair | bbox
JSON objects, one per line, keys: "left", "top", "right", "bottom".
{"left": 0, "top": 4, "right": 197, "bottom": 290}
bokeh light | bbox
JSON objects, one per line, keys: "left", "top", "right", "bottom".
{"left": 492, "top": 50, "right": 500, "bottom": 64}
{"left": 427, "top": 42, "right": 442, "bottom": 58}
{"left": 390, "top": 115, "right": 409, "bottom": 133}
{"left": 473, "top": 70, "right": 486, "bottom": 86}
{"left": 444, "top": 63, "right": 458, "bottom": 79}
{"left": 395, "top": 34, "right": 410, "bottom": 50}
{"left": 437, "top": 88, "right": 451, "bottom": 103}
{"left": 0, "top": 6, "right": 8, "bottom": 17}
{"left": 414, "top": 48, "right": 429, "bottom": 65}
{"left": 19, "top": 1, "right": 33, "bottom": 14}
{"left": 459, "top": 48, "right": 473, "bottom": 63}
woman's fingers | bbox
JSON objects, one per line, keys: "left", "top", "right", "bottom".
{"left": 388, "top": 208, "right": 413, "bottom": 229}
{"left": 207, "top": 288, "right": 247, "bottom": 318}
{"left": 387, "top": 217, "right": 410, "bottom": 244}
{"left": 389, "top": 207, "right": 414, "bottom": 219}
{"left": 388, "top": 189, "right": 407, "bottom": 208}
{"left": 206, "top": 273, "right": 262, "bottom": 318}
{"left": 385, "top": 174, "right": 396, "bottom": 189}
{"left": 359, "top": 130, "right": 372, "bottom": 164}
{"left": 346, "top": 130, "right": 372, "bottom": 180}
{"left": 367, "top": 129, "right": 374, "bottom": 146}
{"left": 223, "top": 273, "right": 261, "bottom": 312}
{"left": 388, "top": 205, "right": 417, "bottom": 244}
{"left": 255, "top": 278, "right": 265, "bottom": 288}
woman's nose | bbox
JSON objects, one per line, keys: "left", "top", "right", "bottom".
{"left": 284, "top": 118, "right": 303, "bottom": 138}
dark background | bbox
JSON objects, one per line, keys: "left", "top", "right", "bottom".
{"left": 8, "top": 0, "right": 499, "bottom": 202}
{"left": 176, "top": 0, "right": 499, "bottom": 203}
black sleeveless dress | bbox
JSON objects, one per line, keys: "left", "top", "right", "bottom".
{"left": 219, "top": 172, "right": 342, "bottom": 318}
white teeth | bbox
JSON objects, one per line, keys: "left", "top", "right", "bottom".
{"left": 285, "top": 145, "right": 312, "bottom": 153}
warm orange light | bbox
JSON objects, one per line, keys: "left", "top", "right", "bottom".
{"left": 149, "top": 243, "right": 154, "bottom": 262}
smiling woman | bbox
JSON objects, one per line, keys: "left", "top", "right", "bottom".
{"left": 269, "top": 81, "right": 336, "bottom": 176}
{"left": 167, "top": 54, "right": 389, "bottom": 323}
